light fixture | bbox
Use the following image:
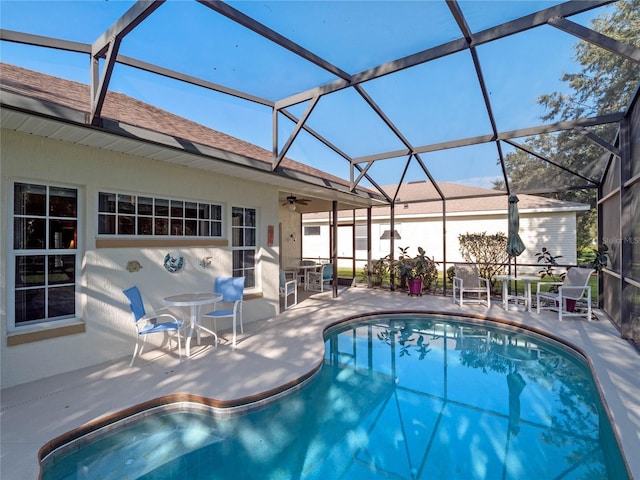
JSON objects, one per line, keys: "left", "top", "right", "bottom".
{"left": 380, "top": 229, "right": 401, "bottom": 240}
{"left": 288, "top": 202, "right": 296, "bottom": 212}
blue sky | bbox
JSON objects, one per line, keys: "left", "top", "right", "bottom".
{"left": 0, "top": 1, "right": 612, "bottom": 189}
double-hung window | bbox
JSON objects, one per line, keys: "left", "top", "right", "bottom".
{"left": 231, "top": 206, "right": 256, "bottom": 288}
{"left": 11, "top": 182, "right": 78, "bottom": 327}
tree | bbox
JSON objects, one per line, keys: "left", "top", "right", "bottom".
{"left": 495, "top": 0, "right": 640, "bottom": 251}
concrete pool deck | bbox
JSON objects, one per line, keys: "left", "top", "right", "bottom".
{"left": 1, "top": 287, "right": 639, "bottom": 479}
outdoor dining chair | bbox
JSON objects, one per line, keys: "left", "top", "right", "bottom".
{"left": 123, "top": 286, "right": 183, "bottom": 366}
{"left": 536, "top": 267, "right": 593, "bottom": 321}
{"left": 307, "top": 263, "right": 333, "bottom": 292}
{"left": 280, "top": 269, "right": 297, "bottom": 311}
{"left": 452, "top": 263, "right": 491, "bottom": 307}
{"left": 202, "top": 276, "right": 244, "bottom": 348}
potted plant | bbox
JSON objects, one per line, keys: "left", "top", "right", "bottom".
{"left": 393, "top": 246, "right": 439, "bottom": 296}
{"left": 392, "top": 246, "right": 413, "bottom": 290}
{"left": 590, "top": 244, "right": 609, "bottom": 272}
{"left": 412, "top": 246, "right": 439, "bottom": 294}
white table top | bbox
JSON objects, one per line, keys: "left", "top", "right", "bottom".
{"left": 494, "top": 274, "right": 540, "bottom": 281}
{"left": 163, "top": 292, "right": 222, "bottom": 307}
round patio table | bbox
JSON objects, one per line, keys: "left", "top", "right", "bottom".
{"left": 164, "top": 292, "right": 222, "bottom": 357}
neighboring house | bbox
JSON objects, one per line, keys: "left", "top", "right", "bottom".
{"left": 302, "top": 180, "right": 590, "bottom": 274}
{"left": 0, "top": 64, "right": 378, "bottom": 388}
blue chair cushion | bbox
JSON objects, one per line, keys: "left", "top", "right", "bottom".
{"left": 139, "top": 322, "right": 182, "bottom": 335}
{"left": 123, "top": 286, "right": 146, "bottom": 321}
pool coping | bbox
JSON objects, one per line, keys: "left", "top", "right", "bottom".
{"left": 1, "top": 288, "right": 638, "bottom": 479}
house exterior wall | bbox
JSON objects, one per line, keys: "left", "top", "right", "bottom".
{"left": 279, "top": 206, "right": 303, "bottom": 269}
{"left": 1, "top": 130, "right": 281, "bottom": 388}
{"left": 302, "top": 210, "right": 578, "bottom": 276}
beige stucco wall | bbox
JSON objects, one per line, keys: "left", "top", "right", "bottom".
{"left": 1, "top": 130, "right": 282, "bottom": 388}
{"left": 279, "top": 205, "right": 302, "bottom": 269}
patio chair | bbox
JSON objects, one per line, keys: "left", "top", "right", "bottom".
{"left": 298, "top": 260, "right": 317, "bottom": 289}
{"left": 452, "top": 263, "right": 491, "bottom": 307}
{"left": 280, "top": 269, "right": 298, "bottom": 311}
{"left": 307, "top": 263, "right": 333, "bottom": 292}
{"left": 536, "top": 267, "right": 593, "bottom": 321}
{"left": 123, "top": 286, "right": 183, "bottom": 367}
{"left": 202, "top": 276, "right": 244, "bottom": 348}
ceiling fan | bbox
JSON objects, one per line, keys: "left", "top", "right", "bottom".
{"left": 282, "top": 195, "right": 309, "bottom": 211}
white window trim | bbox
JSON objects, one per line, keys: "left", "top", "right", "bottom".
{"left": 96, "top": 190, "right": 224, "bottom": 238}
{"left": 8, "top": 181, "right": 82, "bottom": 331}
{"left": 231, "top": 205, "right": 259, "bottom": 291}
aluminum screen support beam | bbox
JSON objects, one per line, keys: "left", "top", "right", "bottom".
{"left": 504, "top": 138, "right": 600, "bottom": 186}
{"left": 578, "top": 128, "right": 621, "bottom": 157}
{"left": 273, "top": 95, "right": 319, "bottom": 170}
{"left": 277, "top": 0, "right": 614, "bottom": 109}
{"left": 277, "top": 108, "right": 391, "bottom": 203}
{"left": 0, "top": 29, "right": 89, "bottom": 54}
{"left": 197, "top": 0, "right": 351, "bottom": 82}
{"left": 351, "top": 112, "right": 624, "bottom": 165}
{"left": 548, "top": 16, "right": 640, "bottom": 64}
{"left": 90, "top": 0, "right": 164, "bottom": 126}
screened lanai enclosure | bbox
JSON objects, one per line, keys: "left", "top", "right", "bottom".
{"left": 1, "top": 0, "right": 639, "bottom": 345}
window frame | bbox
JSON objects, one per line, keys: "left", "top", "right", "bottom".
{"left": 304, "top": 225, "right": 321, "bottom": 236}
{"left": 9, "top": 180, "right": 81, "bottom": 331}
{"left": 231, "top": 205, "right": 258, "bottom": 289}
{"left": 97, "top": 191, "right": 223, "bottom": 238}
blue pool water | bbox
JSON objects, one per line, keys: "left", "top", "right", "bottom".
{"left": 42, "top": 315, "right": 629, "bottom": 479}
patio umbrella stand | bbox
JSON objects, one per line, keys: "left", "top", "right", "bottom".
{"left": 506, "top": 195, "right": 526, "bottom": 311}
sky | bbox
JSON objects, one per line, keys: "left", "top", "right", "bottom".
{"left": 0, "top": 0, "right": 613, "bottom": 190}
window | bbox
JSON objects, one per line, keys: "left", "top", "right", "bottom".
{"left": 12, "top": 182, "right": 78, "bottom": 326}
{"left": 232, "top": 206, "right": 256, "bottom": 288}
{"left": 355, "top": 224, "right": 368, "bottom": 251}
{"left": 98, "top": 192, "right": 222, "bottom": 237}
{"left": 304, "top": 226, "right": 321, "bottom": 236}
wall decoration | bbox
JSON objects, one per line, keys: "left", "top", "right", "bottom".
{"left": 267, "top": 225, "right": 274, "bottom": 246}
{"left": 199, "top": 256, "right": 212, "bottom": 268}
{"left": 164, "top": 251, "right": 184, "bottom": 273}
{"left": 126, "top": 260, "right": 142, "bottom": 273}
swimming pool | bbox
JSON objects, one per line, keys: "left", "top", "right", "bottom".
{"left": 41, "top": 314, "right": 629, "bottom": 479}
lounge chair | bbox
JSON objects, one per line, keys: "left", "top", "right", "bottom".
{"left": 536, "top": 267, "right": 593, "bottom": 321}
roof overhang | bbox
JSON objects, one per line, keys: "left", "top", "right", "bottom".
{"left": 0, "top": 90, "right": 388, "bottom": 213}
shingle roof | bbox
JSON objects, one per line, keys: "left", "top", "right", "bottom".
{"left": 0, "top": 62, "right": 351, "bottom": 189}
{"left": 302, "top": 180, "right": 588, "bottom": 220}
{"left": 387, "top": 180, "right": 589, "bottom": 215}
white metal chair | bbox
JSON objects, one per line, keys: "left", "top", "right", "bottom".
{"left": 307, "top": 263, "right": 333, "bottom": 292}
{"left": 297, "top": 260, "right": 317, "bottom": 289}
{"left": 452, "top": 263, "right": 491, "bottom": 307}
{"left": 202, "top": 276, "right": 244, "bottom": 348}
{"left": 280, "top": 269, "right": 297, "bottom": 311}
{"left": 123, "top": 286, "right": 183, "bottom": 366}
{"left": 536, "top": 267, "right": 593, "bottom": 321}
